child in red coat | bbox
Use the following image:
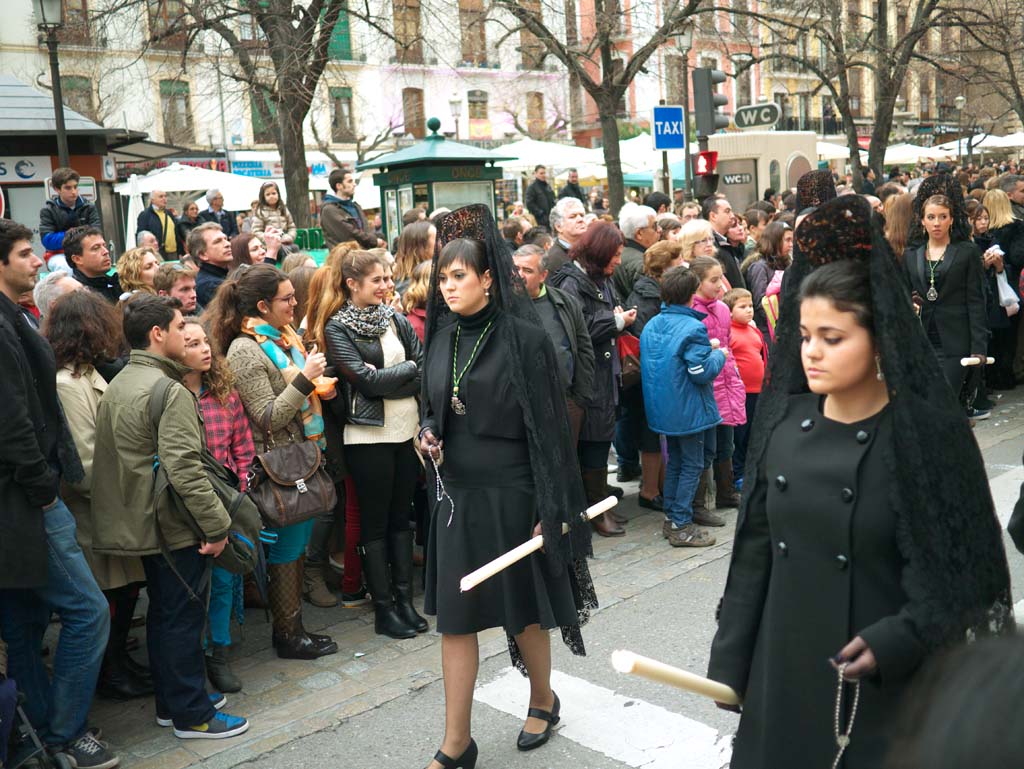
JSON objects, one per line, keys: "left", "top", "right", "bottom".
{"left": 724, "top": 288, "right": 768, "bottom": 488}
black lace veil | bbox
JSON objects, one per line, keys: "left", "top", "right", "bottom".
{"left": 423, "top": 204, "right": 597, "bottom": 662}
{"left": 908, "top": 173, "right": 971, "bottom": 246}
{"left": 735, "top": 195, "right": 1012, "bottom": 649}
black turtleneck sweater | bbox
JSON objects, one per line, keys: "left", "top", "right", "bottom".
{"left": 453, "top": 301, "right": 499, "bottom": 374}
{"left": 72, "top": 267, "right": 122, "bottom": 304}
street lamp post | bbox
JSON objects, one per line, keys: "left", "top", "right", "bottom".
{"left": 449, "top": 95, "right": 463, "bottom": 141}
{"left": 673, "top": 23, "right": 694, "bottom": 200}
{"left": 954, "top": 94, "right": 966, "bottom": 167}
{"left": 33, "top": 0, "right": 70, "bottom": 168}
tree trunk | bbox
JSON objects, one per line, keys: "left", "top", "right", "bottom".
{"left": 598, "top": 98, "right": 625, "bottom": 216}
{"left": 279, "top": 109, "right": 311, "bottom": 229}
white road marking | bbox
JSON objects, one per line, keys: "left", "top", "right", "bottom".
{"left": 989, "top": 466, "right": 1024, "bottom": 528}
{"left": 474, "top": 667, "right": 732, "bottom": 769}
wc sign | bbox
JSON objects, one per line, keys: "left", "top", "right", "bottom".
{"left": 652, "top": 105, "right": 686, "bottom": 150}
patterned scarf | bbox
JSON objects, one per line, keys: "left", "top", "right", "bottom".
{"left": 240, "top": 317, "right": 326, "bottom": 448}
{"left": 333, "top": 300, "right": 394, "bottom": 337}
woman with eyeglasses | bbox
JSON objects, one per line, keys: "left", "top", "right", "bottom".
{"left": 678, "top": 219, "right": 718, "bottom": 267}
{"left": 205, "top": 264, "right": 339, "bottom": 660}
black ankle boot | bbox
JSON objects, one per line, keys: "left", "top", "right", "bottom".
{"left": 389, "top": 530, "right": 429, "bottom": 633}
{"left": 361, "top": 540, "right": 417, "bottom": 639}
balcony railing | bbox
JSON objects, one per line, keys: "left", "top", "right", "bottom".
{"left": 775, "top": 115, "right": 845, "bottom": 134}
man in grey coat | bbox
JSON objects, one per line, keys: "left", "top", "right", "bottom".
{"left": 513, "top": 244, "right": 594, "bottom": 446}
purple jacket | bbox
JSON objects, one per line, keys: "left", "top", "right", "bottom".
{"left": 692, "top": 294, "right": 747, "bottom": 426}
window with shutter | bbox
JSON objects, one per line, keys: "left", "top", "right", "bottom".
{"left": 160, "top": 79, "right": 194, "bottom": 143}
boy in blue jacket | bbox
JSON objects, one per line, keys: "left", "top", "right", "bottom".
{"left": 640, "top": 267, "right": 727, "bottom": 547}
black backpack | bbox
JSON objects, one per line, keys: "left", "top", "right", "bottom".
{"left": 149, "top": 377, "right": 265, "bottom": 582}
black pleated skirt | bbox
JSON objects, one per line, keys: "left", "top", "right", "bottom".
{"left": 423, "top": 416, "right": 579, "bottom": 636}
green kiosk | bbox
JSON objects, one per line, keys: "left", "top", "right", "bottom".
{"left": 357, "top": 117, "right": 513, "bottom": 243}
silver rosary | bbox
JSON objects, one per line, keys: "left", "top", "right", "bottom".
{"left": 831, "top": 662, "right": 861, "bottom": 769}
{"left": 429, "top": 447, "right": 455, "bottom": 527}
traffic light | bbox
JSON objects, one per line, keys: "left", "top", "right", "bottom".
{"left": 693, "top": 150, "right": 719, "bottom": 199}
{"left": 694, "top": 150, "right": 718, "bottom": 176}
{"left": 692, "top": 67, "right": 730, "bottom": 138}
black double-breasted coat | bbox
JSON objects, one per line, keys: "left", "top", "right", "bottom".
{"left": 709, "top": 394, "right": 927, "bottom": 768}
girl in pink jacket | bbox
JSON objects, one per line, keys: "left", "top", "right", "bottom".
{"left": 689, "top": 256, "right": 747, "bottom": 518}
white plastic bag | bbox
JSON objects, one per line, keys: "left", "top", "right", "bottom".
{"left": 995, "top": 270, "right": 1019, "bottom": 315}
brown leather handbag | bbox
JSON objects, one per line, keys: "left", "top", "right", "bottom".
{"left": 246, "top": 403, "right": 337, "bottom": 529}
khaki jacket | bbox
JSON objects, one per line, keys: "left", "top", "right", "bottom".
{"left": 91, "top": 351, "right": 230, "bottom": 556}
{"left": 57, "top": 365, "right": 146, "bottom": 588}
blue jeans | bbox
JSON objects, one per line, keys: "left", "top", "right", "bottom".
{"left": 207, "top": 567, "right": 243, "bottom": 648}
{"left": 143, "top": 547, "right": 216, "bottom": 729}
{"left": 0, "top": 499, "right": 110, "bottom": 746}
{"left": 664, "top": 434, "right": 706, "bottom": 527}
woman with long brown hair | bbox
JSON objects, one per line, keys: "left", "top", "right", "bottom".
{"left": 205, "top": 264, "right": 339, "bottom": 659}
{"left": 394, "top": 220, "right": 436, "bottom": 294}
{"left": 117, "top": 247, "right": 161, "bottom": 297}
{"left": 180, "top": 316, "right": 254, "bottom": 693}
{"left": 884, "top": 192, "right": 913, "bottom": 260}
{"left": 310, "top": 249, "right": 425, "bottom": 639}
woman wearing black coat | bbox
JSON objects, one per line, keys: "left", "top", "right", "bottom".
{"left": 709, "top": 197, "right": 1012, "bottom": 769}
{"left": 902, "top": 193, "right": 988, "bottom": 397}
{"left": 549, "top": 221, "right": 637, "bottom": 537}
{"left": 318, "top": 249, "right": 427, "bottom": 640}
{"left": 978, "top": 190, "right": 1024, "bottom": 390}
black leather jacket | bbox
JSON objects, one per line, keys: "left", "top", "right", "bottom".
{"left": 324, "top": 312, "right": 423, "bottom": 427}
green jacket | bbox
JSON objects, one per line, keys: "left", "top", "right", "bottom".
{"left": 91, "top": 350, "right": 231, "bottom": 556}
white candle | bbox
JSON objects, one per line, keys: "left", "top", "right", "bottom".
{"left": 611, "top": 650, "right": 741, "bottom": 706}
{"left": 961, "top": 356, "right": 995, "bottom": 366}
{"left": 459, "top": 496, "right": 618, "bottom": 593}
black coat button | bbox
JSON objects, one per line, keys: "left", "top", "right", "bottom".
{"left": 836, "top": 554, "right": 849, "bottom": 570}
{"left": 777, "top": 541, "right": 788, "bottom": 556}
{"left": 800, "top": 418, "right": 814, "bottom": 431}
{"left": 841, "top": 487, "right": 854, "bottom": 503}
{"left": 856, "top": 430, "right": 869, "bottom": 444}
{"left": 775, "top": 475, "right": 787, "bottom": 491}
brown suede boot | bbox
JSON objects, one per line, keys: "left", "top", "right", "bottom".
{"left": 302, "top": 559, "right": 338, "bottom": 608}
{"left": 582, "top": 468, "right": 625, "bottom": 537}
{"left": 714, "top": 460, "right": 742, "bottom": 509}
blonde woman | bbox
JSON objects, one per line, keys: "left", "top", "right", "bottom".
{"left": 117, "top": 247, "right": 161, "bottom": 296}
{"left": 400, "top": 260, "right": 432, "bottom": 343}
{"left": 981, "top": 188, "right": 1024, "bottom": 389}
{"left": 884, "top": 192, "right": 913, "bottom": 261}
{"left": 678, "top": 218, "right": 717, "bottom": 266}
{"left": 394, "top": 220, "right": 437, "bottom": 294}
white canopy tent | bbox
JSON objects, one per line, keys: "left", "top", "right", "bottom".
{"left": 816, "top": 140, "right": 867, "bottom": 162}
{"left": 495, "top": 137, "right": 602, "bottom": 173}
{"left": 882, "top": 143, "right": 954, "bottom": 166}
{"left": 114, "top": 163, "right": 268, "bottom": 211}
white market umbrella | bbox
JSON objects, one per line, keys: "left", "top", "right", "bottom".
{"left": 124, "top": 174, "right": 144, "bottom": 250}
{"left": 882, "top": 143, "right": 953, "bottom": 166}
{"left": 115, "top": 163, "right": 268, "bottom": 212}
{"left": 932, "top": 134, "right": 990, "bottom": 156}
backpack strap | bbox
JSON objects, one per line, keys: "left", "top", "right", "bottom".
{"left": 150, "top": 377, "right": 212, "bottom": 606}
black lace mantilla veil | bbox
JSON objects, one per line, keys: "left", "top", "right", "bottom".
{"left": 732, "top": 195, "right": 1012, "bottom": 650}
{"left": 422, "top": 204, "right": 598, "bottom": 668}
{"left": 908, "top": 173, "right": 972, "bottom": 246}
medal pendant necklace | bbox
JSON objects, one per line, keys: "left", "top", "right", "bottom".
{"left": 451, "top": 318, "right": 494, "bottom": 415}
{"left": 926, "top": 246, "right": 945, "bottom": 302}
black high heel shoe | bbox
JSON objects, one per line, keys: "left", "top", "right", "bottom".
{"left": 431, "top": 738, "right": 477, "bottom": 769}
{"left": 516, "top": 692, "right": 560, "bottom": 751}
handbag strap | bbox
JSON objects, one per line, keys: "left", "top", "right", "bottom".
{"left": 261, "top": 401, "right": 276, "bottom": 448}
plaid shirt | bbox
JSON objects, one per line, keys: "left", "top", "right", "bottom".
{"left": 198, "top": 389, "right": 256, "bottom": 491}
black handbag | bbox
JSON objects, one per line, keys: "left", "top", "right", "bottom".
{"left": 246, "top": 403, "right": 337, "bottom": 529}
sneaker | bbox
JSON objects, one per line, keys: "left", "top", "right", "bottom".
{"left": 156, "top": 692, "right": 226, "bottom": 727}
{"left": 341, "top": 587, "right": 371, "bottom": 607}
{"left": 59, "top": 732, "right": 119, "bottom": 769}
{"left": 667, "top": 523, "right": 716, "bottom": 548}
{"left": 969, "top": 408, "right": 992, "bottom": 420}
{"left": 173, "top": 711, "right": 249, "bottom": 740}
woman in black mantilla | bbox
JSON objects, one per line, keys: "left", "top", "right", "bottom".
{"left": 708, "top": 196, "right": 1012, "bottom": 769}
{"left": 903, "top": 177, "right": 988, "bottom": 398}
{"left": 417, "top": 205, "right": 596, "bottom": 769}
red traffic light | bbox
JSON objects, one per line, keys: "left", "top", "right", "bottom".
{"left": 695, "top": 150, "right": 718, "bottom": 176}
